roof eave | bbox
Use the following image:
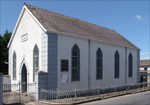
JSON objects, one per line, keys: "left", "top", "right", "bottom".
{"left": 46, "top": 30, "right": 140, "bottom": 51}
{"left": 7, "top": 5, "right": 47, "bottom": 48}
{"left": 7, "top": 6, "right": 25, "bottom": 48}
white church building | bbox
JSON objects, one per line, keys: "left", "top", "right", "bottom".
{"left": 8, "top": 4, "right": 140, "bottom": 93}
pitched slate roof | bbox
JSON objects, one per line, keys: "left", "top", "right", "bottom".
{"left": 25, "top": 4, "right": 139, "bottom": 50}
{"left": 140, "top": 59, "right": 150, "bottom": 67}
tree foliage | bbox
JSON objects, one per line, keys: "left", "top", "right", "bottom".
{"left": 0, "top": 30, "right": 11, "bottom": 74}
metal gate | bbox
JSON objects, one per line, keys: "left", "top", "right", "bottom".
{"left": 3, "top": 83, "right": 37, "bottom": 104}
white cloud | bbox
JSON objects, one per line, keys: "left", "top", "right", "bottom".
{"left": 135, "top": 14, "right": 142, "bottom": 20}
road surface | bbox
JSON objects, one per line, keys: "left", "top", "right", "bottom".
{"left": 82, "top": 91, "right": 150, "bottom": 105}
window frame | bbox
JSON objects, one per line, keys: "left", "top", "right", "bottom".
{"left": 33, "top": 45, "right": 39, "bottom": 82}
{"left": 96, "top": 48, "right": 103, "bottom": 79}
{"left": 71, "top": 44, "right": 80, "bottom": 81}
{"left": 128, "top": 53, "right": 133, "bottom": 77}
{"left": 13, "top": 51, "right": 16, "bottom": 80}
{"left": 114, "top": 51, "right": 119, "bottom": 78}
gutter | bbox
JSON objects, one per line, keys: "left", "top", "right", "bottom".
{"left": 88, "top": 39, "right": 91, "bottom": 89}
{"left": 125, "top": 47, "right": 127, "bottom": 84}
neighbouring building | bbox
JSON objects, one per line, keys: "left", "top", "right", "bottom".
{"left": 140, "top": 59, "right": 150, "bottom": 83}
{"left": 7, "top": 3, "right": 140, "bottom": 96}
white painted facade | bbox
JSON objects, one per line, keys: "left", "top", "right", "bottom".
{"left": 8, "top": 8, "right": 47, "bottom": 85}
{"left": 57, "top": 34, "right": 139, "bottom": 90}
{"left": 8, "top": 5, "right": 140, "bottom": 95}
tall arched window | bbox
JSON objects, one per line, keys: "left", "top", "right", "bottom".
{"left": 13, "top": 51, "right": 16, "bottom": 80}
{"left": 33, "top": 45, "right": 39, "bottom": 82}
{"left": 128, "top": 53, "right": 133, "bottom": 77}
{"left": 114, "top": 51, "right": 119, "bottom": 78}
{"left": 71, "top": 44, "right": 80, "bottom": 81}
{"left": 96, "top": 48, "right": 103, "bottom": 79}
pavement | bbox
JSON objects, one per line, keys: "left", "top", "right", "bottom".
{"left": 81, "top": 91, "right": 150, "bottom": 105}
{"left": 3, "top": 91, "right": 150, "bottom": 105}
{"left": 3, "top": 92, "right": 35, "bottom": 105}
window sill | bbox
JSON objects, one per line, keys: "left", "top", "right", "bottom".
{"left": 71, "top": 80, "right": 80, "bottom": 82}
{"left": 114, "top": 77, "right": 119, "bottom": 79}
{"left": 32, "top": 82, "right": 37, "bottom": 84}
{"left": 96, "top": 78, "right": 102, "bottom": 80}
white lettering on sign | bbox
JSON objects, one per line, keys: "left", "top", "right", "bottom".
{"left": 21, "top": 34, "right": 28, "bottom": 42}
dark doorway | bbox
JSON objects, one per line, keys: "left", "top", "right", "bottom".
{"left": 21, "top": 64, "right": 27, "bottom": 93}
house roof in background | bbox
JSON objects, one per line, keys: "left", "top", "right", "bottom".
{"left": 24, "top": 3, "right": 139, "bottom": 50}
{"left": 140, "top": 59, "right": 150, "bottom": 67}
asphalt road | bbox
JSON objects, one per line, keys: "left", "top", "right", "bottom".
{"left": 81, "top": 91, "right": 150, "bottom": 105}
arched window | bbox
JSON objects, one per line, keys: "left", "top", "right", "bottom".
{"left": 71, "top": 44, "right": 80, "bottom": 81}
{"left": 13, "top": 51, "right": 16, "bottom": 80}
{"left": 128, "top": 53, "right": 133, "bottom": 77}
{"left": 96, "top": 48, "right": 103, "bottom": 79}
{"left": 33, "top": 45, "right": 39, "bottom": 82}
{"left": 114, "top": 51, "right": 119, "bottom": 78}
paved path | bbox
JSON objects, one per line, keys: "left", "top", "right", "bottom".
{"left": 81, "top": 91, "right": 150, "bottom": 105}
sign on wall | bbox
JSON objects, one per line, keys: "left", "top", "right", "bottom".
{"left": 61, "top": 60, "right": 68, "bottom": 72}
{"left": 61, "top": 73, "right": 68, "bottom": 84}
{"left": 21, "top": 33, "right": 28, "bottom": 42}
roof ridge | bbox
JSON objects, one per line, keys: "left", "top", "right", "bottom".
{"left": 24, "top": 3, "right": 139, "bottom": 50}
{"left": 24, "top": 3, "right": 116, "bottom": 32}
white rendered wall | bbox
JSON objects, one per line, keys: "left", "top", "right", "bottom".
{"left": 57, "top": 35, "right": 89, "bottom": 90}
{"left": 126, "top": 48, "right": 138, "bottom": 84}
{"left": 90, "top": 41, "right": 138, "bottom": 88}
{"left": 57, "top": 34, "right": 139, "bottom": 90}
{"left": 90, "top": 41, "right": 126, "bottom": 88}
{"left": 8, "top": 9, "right": 47, "bottom": 84}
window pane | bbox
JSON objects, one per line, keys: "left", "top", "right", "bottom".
{"left": 96, "top": 48, "right": 103, "bottom": 79}
{"left": 13, "top": 52, "right": 16, "bottom": 80}
{"left": 97, "top": 59, "right": 100, "bottom": 67}
{"left": 115, "top": 51, "right": 119, "bottom": 78}
{"left": 97, "top": 52, "right": 100, "bottom": 58}
{"left": 97, "top": 68, "right": 100, "bottom": 78}
{"left": 33, "top": 45, "right": 39, "bottom": 82}
{"left": 72, "top": 45, "right": 80, "bottom": 81}
{"left": 72, "top": 49, "right": 77, "bottom": 56}
{"left": 72, "top": 68, "right": 77, "bottom": 79}
{"left": 72, "top": 57, "right": 77, "bottom": 67}
{"left": 129, "top": 53, "right": 133, "bottom": 77}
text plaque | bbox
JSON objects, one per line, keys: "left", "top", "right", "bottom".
{"left": 21, "top": 33, "right": 28, "bottom": 42}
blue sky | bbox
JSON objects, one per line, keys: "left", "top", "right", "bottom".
{"left": 0, "top": 0, "right": 149, "bottom": 59}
